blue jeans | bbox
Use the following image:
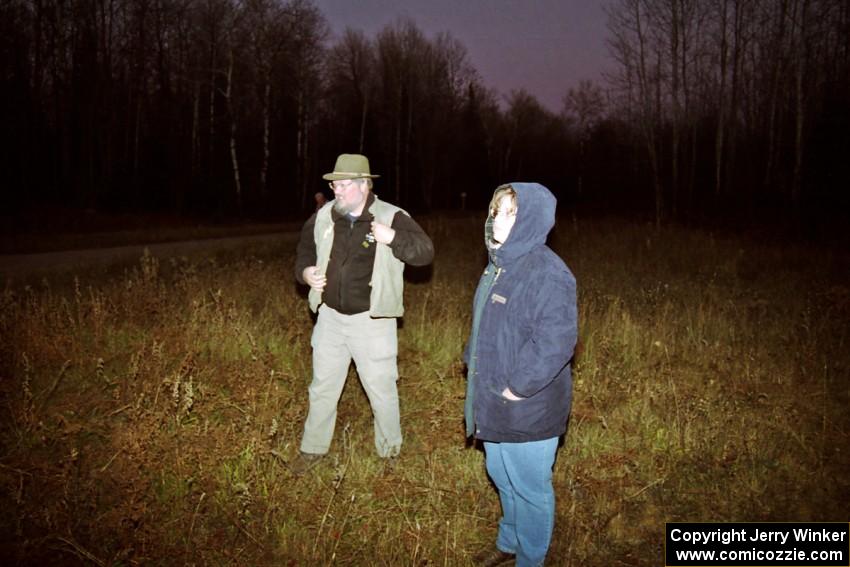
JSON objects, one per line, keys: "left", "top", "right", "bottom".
{"left": 484, "top": 437, "right": 559, "bottom": 567}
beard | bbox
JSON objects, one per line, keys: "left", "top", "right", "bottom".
{"left": 333, "top": 198, "right": 355, "bottom": 215}
{"left": 331, "top": 185, "right": 367, "bottom": 216}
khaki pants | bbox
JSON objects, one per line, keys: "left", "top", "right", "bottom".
{"left": 300, "top": 305, "right": 401, "bottom": 458}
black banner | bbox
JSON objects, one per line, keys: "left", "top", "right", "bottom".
{"left": 666, "top": 522, "right": 849, "bottom": 566}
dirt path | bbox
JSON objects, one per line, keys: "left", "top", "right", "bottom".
{"left": 0, "top": 231, "right": 299, "bottom": 281}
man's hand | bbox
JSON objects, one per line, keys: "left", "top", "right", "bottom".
{"left": 302, "top": 266, "right": 327, "bottom": 291}
{"left": 502, "top": 387, "right": 522, "bottom": 401}
{"left": 370, "top": 221, "right": 396, "bottom": 244}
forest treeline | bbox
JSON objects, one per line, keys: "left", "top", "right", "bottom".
{"left": 1, "top": 0, "right": 848, "bottom": 224}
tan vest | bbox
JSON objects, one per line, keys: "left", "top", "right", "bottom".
{"left": 308, "top": 196, "right": 407, "bottom": 318}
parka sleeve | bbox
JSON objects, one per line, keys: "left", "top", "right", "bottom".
{"left": 294, "top": 213, "right": 318, "bottom": 284}
{"left": 507, "top": 268, "right": 577, "bottom": 398}
{"left": 388, "top": 213, "right": 434, "bottom": 266}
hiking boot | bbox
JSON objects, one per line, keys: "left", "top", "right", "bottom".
{"left": 381, "top": 454, "right": 399, "bottom": 473}
{"left": 288, "top": 451, "right": 324, "bottom": 476}
{"left": 472, "top": 546, "right": 515, "bottom": 566}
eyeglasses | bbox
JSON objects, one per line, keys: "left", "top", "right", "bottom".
{"left": 329, "top": 180, "right": 359, "bottom": 191}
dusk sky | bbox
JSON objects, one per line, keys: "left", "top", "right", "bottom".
{"left": 312, "top": 0, "right": 614, "bottom": 113}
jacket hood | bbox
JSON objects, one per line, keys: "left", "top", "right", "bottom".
{"left": 487, "top": 182, "right": 556, "bottom": 266}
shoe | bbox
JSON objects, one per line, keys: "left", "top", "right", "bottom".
{"left": 382, "top": 454, "right": 399, "bottom": 473}
{"left": 472, "top": 546, "right": 515, "bottom": 566}
{"left": 288, "top": 451, "right": 324, "bottom": 476}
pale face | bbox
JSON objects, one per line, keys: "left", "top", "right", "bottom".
{"left": 331, "top": 179, "right": 369, "bottom": 215}
{"left": 492, "top": 194, "right": 517, "bottom": 245}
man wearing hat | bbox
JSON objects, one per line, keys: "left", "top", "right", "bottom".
{"left": 291, "top": 153, "right": 434, "bottom": 474}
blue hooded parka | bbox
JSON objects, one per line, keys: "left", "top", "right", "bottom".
{"left": 463, "top": 183, "right": 578, "bottom": 443}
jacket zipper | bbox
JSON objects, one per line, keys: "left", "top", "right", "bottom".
{"left": 472, "top": 265, "right": 502, "bottom": 439}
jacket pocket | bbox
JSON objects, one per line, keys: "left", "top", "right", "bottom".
{"left": 488, "top": 372, "right": 524, "bottom": 402}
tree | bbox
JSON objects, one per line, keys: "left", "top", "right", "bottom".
{"left": 607, "top": 0, "right": 667, "bottom": 226}
{"left": 562, "top": 80, "right": 607, "bottom": 198}
{"left": 325, "top": 29, "right": 376, "bottom": 154}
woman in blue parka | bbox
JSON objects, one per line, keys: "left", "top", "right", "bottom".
{"left": 464, "top": 183, "right": 578, "bottom": 567}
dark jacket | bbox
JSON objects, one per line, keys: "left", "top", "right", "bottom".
{"left": 463, "top": 183, "right": 577, "bottom": 443}
{"left": 295, "top": 192, "right": 434, "bottom": 315}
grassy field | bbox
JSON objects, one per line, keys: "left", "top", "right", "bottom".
{"left": 1, "top": 215, "right": 848, "bottom": 566}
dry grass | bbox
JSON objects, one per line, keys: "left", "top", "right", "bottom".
{"left": 1, "top": 215, "right": 848, "bottom": 566}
